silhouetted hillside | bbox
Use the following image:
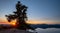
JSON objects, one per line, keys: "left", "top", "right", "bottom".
{"left": 30, "top": 24, "right": 60, "bottom": 29}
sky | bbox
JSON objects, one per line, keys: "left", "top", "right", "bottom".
{"left": 0, "top": 0, "right": 60, "bottom": 24}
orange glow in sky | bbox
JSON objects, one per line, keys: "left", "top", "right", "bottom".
{"left": 0, "top": 18, "right": 60, "bottom": 25}
{"left": 26, "top": 20, "right": 60, "bottom": 24}
{"left": 0, "top": 18, "right": 16, "bottom": 26}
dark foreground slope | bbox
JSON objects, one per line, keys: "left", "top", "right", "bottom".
{"left": 0, "top": 29, "right": 33, "bottom": 33}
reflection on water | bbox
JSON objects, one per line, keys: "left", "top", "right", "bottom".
{"left": 35, "top": 28, "right": 60, "bottom": 33}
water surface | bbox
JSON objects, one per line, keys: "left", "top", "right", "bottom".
{"left": 35, "top": 28, "right": 60, "bottom": 33}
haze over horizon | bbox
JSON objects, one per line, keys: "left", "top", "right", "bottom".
{"left": 0, "top": 0, "right": 60, "bottom": 24}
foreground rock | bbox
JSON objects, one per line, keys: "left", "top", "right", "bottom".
{"left": 0, "top": 29, "right": 35, "bottom": 33}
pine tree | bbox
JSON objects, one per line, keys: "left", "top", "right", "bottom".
{"left": 5, "top": 1, "right": 34, "bottom": 30}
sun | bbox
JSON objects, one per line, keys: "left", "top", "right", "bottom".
{"left": 9, "top": 20, "right": 17, "bottom": 26}
{"left": 12, "top": 22, "right": 16, "bottom": 25}
{"left": 10, "top": 22, "right": 16, "bottom": 26}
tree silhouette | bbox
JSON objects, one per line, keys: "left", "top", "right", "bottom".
{"left": 5, "top": 1, "right": 34, "bottom": 30}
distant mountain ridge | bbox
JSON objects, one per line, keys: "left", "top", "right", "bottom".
{"left": 0, "top": 24, "right": 60, "bottom": 29}
{"left": 30, "top": 24, "right": 60, "bottom": 29}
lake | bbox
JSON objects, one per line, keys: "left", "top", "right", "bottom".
{"left": 35, "top": 28, "right": 60, "bottom": 33}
